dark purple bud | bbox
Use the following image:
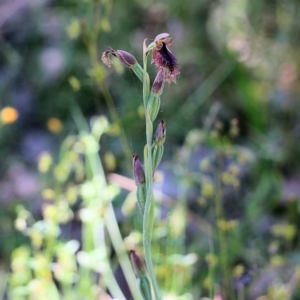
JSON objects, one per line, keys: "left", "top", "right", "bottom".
{"left": 154, "top": 120, "right": 166, "bottom": 146}
{"left": 151, "top": 69, "right": 165, "bottom": 95}
{"left": 102, "top": 48, "right": 137, "bottom": 68}
{"left": 132, "top": 155, "right": 145, "bottom": 186}
{"left": 130, "top": 250, "right": 147, "bottom": 277}
{"left": 115, "top": 50, "right": 137, "bottom": 67}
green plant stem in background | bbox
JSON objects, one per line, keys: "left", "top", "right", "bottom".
{"left": 208, "top": 237, "right": 215, "bottom": 299}
{"left": 72, "top": 107, "right": 141, "bottom": 300}
{"left": 83, "top": 0, "right": 132, "bottom": 166}
{"left": 104, "top": 203, "right": 143, "bottom": 300}
{"left": 0, "top": 269, "right": 7, "bottom": 300}
{"left": 97, "top": 221, "right": 127, "bottom": 300}
{"left": 215, "top": 152, "right": 231, "bottom": 299}
{"left": 87, "top": 40, "right": 132, "bottom": 165}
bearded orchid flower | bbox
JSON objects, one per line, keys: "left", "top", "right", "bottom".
{"left": 151, "top": 33, "right": 180, "bottom": 83}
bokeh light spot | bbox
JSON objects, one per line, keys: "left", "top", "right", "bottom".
{"left": 47, "top": 117, "right": 62, "bottom": 133}
{"left": 0, "top": 107, "right": 19, "bottom": 124}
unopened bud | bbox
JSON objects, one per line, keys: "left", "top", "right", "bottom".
{"left": 151, "top": 69, "right": 164, "bottom": 95}
{"left": 130, "top": 250, "right": 147, "bottom": 277}
{"left": 102, "top": 48, "right": 137, "bottom": 68}
{"left": 154, "top": 120, "right": 166, "bottom": 146}
{"left": 116, "top": 50, "right": 137, "bottom": 67}
{"left": 133, "top": 155, "right": 145, "bottom": 186}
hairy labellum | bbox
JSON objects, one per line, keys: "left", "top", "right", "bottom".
{"left": 156, "top": 43, "right": 177, "bottom": 73}
{"left": 152, "top": 40, "right": 180, "bottom": 83}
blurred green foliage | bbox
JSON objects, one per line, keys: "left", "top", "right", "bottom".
{"left": 1, "top": 0, "right": 300, "bottom": 299}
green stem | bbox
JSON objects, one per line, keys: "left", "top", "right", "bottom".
{"left": 215, "top": 152, "right": 231, "bottom": 298}
{"left": 97, "top": 222, "right": 126, "bottom": 300}
{"left": 132, "top": 63, "right": 144, "bottom": 82}
{"left": 208, "top": 237, "right": 215, "bottom": 299}
{"left": 142, "top": 48, "right": 161, "bottom": 300}
{"left": 105, "top": 202, "right": 142, "bottom": 300}
{"left": 143, "top": 148, "right": 160, "bottom": 299}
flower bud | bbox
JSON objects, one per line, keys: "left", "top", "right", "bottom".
{"left": 130, "top": 250, "right": 147, "bottom": 277}
{"left": 116, "top": 50, "right": 137, "bottom": 67}
{"left": 151, "top": 69, "right": 164, "bottom": 95}
{"left": 154, "top": 120, "right": 166, "bottom": 146}
{"left": 130, "top": 250, "right": 152, "bottom": 299}
{"left": 132, "top": 155, "right": 145, "bottom": 186}
{"left": 102, "top": 48, "right": 137, "bottom": 68}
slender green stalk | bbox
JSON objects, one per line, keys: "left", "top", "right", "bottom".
{"left": 142, "top": 44, "right": 161, "bottom": 300}
{"left": 0, "top": 269, "right": 7, "bottom": 300}
{"left": 208, "top": 237, "right": 215, "bottom": 299}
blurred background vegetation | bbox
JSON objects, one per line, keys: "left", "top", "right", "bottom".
{"left": 1, "top": 0, "right": 300, "bottom": 299}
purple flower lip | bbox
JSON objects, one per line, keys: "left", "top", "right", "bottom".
{"left": 152, "top": 33, "right": 179, "bottom": 83}
{"left": 156, "top": 43, "right": 178, "bottom": 73}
